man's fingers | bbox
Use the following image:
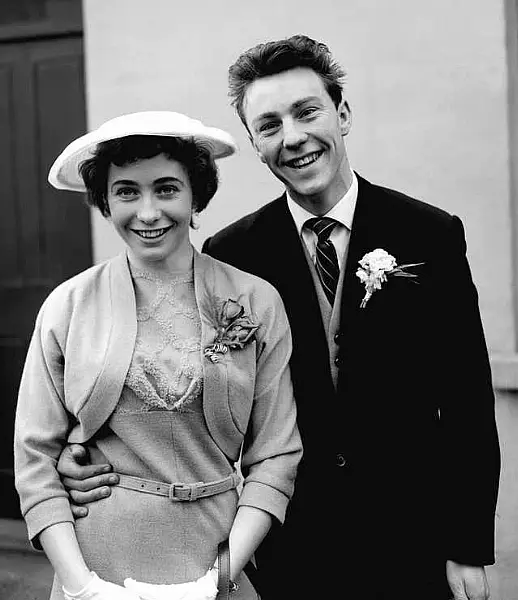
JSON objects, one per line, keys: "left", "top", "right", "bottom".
{"left": 465, "top": 575, "right": 490, "bottom": 600}
{"left": 68, "top": 485, "right": 114, "bottom": 505}
{"left": 68, "top": 444, "right": 88, "bottom": 463}
{"left": 57, "top": 445, "right": 113, "bottom": 480}
{"left": 70, "top": 504, "right": 89, "bottom": 519}
{"left": 62, "top": 472, "right": 119, "bottom": 493}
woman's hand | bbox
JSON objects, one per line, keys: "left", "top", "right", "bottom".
{"left": 57, "top": 444, "right": 119, "bottom": 517}
{"left": 63, "top": 572, "right": 141, "bottom": 600}
{"left": 124, "top": 570, "right": 217, "bottom": 600}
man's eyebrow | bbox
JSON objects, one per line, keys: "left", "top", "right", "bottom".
{"left": 292, "top": 96, "right": 321, "bottom": 110}
{"left": 252, "top": 96, "right": 322, "bottom": 124}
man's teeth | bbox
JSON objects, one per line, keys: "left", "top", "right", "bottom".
{"left": 287, "top": 152, "right": 322, "bottom": 168}
{"left": 135, "top": 228, "right": 168, "bottom": 239}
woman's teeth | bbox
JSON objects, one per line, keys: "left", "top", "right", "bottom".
{"left": 134, "top": 227, "right": 170, "bottom": 239}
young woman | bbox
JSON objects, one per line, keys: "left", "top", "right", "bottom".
{"left": 14, "top": 111, "right": 302, "bottom": 600}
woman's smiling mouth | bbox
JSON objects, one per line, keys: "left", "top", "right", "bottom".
{"left": 131, "top": 225, "right": 173, "bottom": 240}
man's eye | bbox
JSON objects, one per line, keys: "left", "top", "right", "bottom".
{"left": 259, "top": 122, "right": 279, "bottom": 135}
{"left": 299, "top": 107, "right": 318, "bottom": 119}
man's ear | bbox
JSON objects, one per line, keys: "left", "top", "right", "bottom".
{"left": 338, "top": 99, "right": 352, "bottom": 136}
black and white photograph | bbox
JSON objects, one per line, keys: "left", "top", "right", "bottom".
{"left": 0, "top": 1, "right": 516, "bottom": 599}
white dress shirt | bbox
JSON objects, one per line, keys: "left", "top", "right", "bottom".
{"left": 286, "top": 171, "right": 358, "bottom": 267}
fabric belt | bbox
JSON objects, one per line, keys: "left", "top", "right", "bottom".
{"left": 115, "top": 471, "right": 241, "bottom": 502}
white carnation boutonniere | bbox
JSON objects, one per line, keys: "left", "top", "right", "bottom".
{"left": 204, "top": 298, "right": 259, "bottom": 363}
{"left": 356, "top": 249, "right": 424, "bottom": 309}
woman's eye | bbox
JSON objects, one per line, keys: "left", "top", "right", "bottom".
{"left": 115, "top": 187, "right": 138, "bottom": 199}
{"left": 157, "top": 185, "right": 178, "bottom": 196}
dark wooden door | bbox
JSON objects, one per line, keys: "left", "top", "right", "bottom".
{"left": 0, "top": 35, "right": 91, "bottom": 517}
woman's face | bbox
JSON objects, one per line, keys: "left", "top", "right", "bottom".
{"left": 106, "top": 153, "right": 194, "bottom": 270}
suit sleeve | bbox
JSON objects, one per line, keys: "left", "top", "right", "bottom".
{"left": 237, "top": 287, "right": 303, "bottom": 524}
{"left": 14, "top": 303, "right": 74, "bottom": 547}
{"left": 201, "top": 236, "right": 212, "bottom": 255}
{"left": 438, "top": 215, "right": 500, "bottom": 565}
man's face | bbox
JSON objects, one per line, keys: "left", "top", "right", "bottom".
{"left": 243, "top": 67, "right": 351, "bottom": 206}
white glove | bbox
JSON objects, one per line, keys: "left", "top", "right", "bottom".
{"left": 124, "top": 570, "right": 218, "bottom": 600}
{"left": 63, "top": 572, "right": 141, "bottom": 600}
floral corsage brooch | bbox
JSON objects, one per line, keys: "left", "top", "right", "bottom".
{"left": 204, "top": 299, "right": 259, "bottom": 363}
{"left": 355, "top": 249, "right": 424, "bottom": 308}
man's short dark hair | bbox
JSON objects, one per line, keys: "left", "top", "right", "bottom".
{"left": 228, "top": 34, "right": 346, "bottom": 127}
{"left": 79, "top": 135, "right": 219, "bottom": 219}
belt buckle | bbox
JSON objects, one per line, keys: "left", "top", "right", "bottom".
{"left": 169, "top": 482, "right": 199, "bottom": 502}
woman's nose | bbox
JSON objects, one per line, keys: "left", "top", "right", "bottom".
{"left": 137, "top": 195, "right": 161, "bottom": 223}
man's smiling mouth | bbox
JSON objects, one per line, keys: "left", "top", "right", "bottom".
{"left": 284, "top": 150, "right": 324, "bottom": 169}
{"left": 132, "top": 226, "right": 173, "bottom": 239}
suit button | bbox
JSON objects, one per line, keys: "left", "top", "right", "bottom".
{"left": 334, "top": 333, "right": 340, "bottom": 344}
{"left": 336, "top": 453, "right": 346, "bottom": 467}
{"left": 334, "top": 356, "right": 340, "bottom": 366}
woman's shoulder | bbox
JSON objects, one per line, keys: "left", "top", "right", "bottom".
{"left": 200, "top": 251, "right": 280, "bottom": 302}
{"left": 39, "top": 256, "right": 120, "bottom": 321}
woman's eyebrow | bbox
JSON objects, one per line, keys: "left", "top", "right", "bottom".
{"left": 153, "top": 176, "right": 184, "bottom": 185}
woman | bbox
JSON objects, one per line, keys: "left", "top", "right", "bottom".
{"left": 14, "top": 111, "right": 302, "bottom": 600}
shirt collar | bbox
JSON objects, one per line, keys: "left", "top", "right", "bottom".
{"left": 286, "top": 170, "right": 358, "bottom": 236}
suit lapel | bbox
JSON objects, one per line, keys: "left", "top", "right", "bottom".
{"left": 338, "top": 174, "right": 400, "bottom": 356}
{"left": 256, "top": 196, "right": 334, "bottom": 392}
{"left": 340, "top": 175, "right": 378, "bottom": 328}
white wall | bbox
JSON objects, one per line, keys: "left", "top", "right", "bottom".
{"left": 82, "top": 2, "right": 518, "bottom": 596}
{"left": 83, "top": 0, "right": 513, "bottom": 353}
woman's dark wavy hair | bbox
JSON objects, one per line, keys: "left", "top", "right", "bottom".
{"left": 79, "top": 135, "right": 219, "bottom": 220}
{"left": 228, "top": 34, "right": 346, "bottom": 127}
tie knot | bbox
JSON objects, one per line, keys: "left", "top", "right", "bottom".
{"left": 305, "top": 217, "right": 338, "bottom": 242}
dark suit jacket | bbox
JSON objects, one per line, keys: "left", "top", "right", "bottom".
{"left": 203, "top": 174, "right": 500, "bottom": 600}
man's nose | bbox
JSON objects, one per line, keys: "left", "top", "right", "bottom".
{"left": 137, "top": 194, "right": 161, "bottom": 223}
{"left": 282, "top": 120, "right": 307, "bottom": 149}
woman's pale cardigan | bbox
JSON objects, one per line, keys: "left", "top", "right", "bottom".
{"left": 14, "top": 249, "right": 302, "bottom": 545}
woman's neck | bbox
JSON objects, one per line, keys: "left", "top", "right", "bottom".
{"left": 127, "top": 244, "right": 194, "bottom": 274}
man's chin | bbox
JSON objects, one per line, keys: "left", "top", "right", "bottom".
{"left": 286, "top": 180, "right": 327, "bottom": 201}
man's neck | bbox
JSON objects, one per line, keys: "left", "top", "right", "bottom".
{"left": 288, "top": 164, "right": 354, "bottom": 217}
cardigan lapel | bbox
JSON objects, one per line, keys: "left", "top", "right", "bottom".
{"left": 69, "top": 252, "right": 137, "bottom": 442}
{"left": 194, "top": 250, "right": 240, "bottom": 460}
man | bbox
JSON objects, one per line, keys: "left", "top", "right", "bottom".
{"left": 57, "top": 35, "right": 500, "bottom": 600}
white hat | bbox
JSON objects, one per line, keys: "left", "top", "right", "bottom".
{"left": 48, "top": 111, "right": 238, "bottom": 192}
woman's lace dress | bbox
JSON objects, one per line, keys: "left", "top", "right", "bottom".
{"left": 50, "top": 264, "right": 254, "bottom": 599}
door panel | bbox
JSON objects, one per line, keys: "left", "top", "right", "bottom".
{"left": 0, "top": 35, "right": 90, "bottom": 517}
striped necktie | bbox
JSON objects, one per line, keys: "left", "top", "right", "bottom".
{"left": 305, "top": 217, "right": 340, "bottom": 306}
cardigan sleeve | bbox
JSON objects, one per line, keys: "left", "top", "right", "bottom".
{"left": 14, "top": 301, "right": 74, "bottom": 547}
{"left": 237, "top": 286, "right": 302, "bottom": 523}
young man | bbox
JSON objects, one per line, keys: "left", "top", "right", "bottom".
{"left": 57, "top": 36, "right": 500, "bottom": 600}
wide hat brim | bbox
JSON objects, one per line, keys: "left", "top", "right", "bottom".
{"left": 48, "top": 111, "right": 238, "bottom": 192}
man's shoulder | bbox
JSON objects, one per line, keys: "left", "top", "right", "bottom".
{"left": 202, "top": 195, "right": 286, "bottom": 265}
{"left": 361, "top": 175, "right": 455, "bottom": 228}
{"left": 209, "top": 195, "right": 285, "bottom": 242}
